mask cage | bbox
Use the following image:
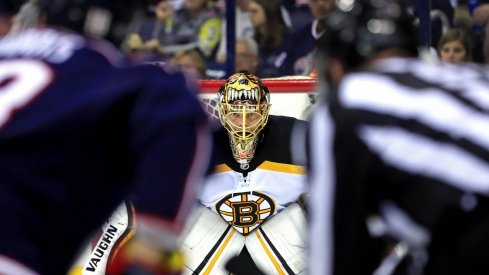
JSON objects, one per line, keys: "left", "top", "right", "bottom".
{"left": 218, "top": 102, "right": 271, "bottom": 142}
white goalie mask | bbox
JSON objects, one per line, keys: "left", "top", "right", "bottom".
{"left": 217, "top": 72, "right": 271, "bottom": 170}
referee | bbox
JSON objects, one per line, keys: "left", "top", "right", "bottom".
{"left": 304, "top": 0, "right": 489, "bottom": 274}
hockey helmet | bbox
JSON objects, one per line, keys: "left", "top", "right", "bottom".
{"left": 217, "top": 72, "right": 271, "bottom": 170}
{"left": 316, "top": 0, "right": 418, "bottom": 70}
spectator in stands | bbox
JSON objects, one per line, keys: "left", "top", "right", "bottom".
{"left": 8, "top": 0, "right": 41, "bottom": 34}
{"left": 408, "top": 0, "right": 455, "bottom": 49}
{"left": 206, "top": 37, "right": 260, "bottom": 78}
{"left": 172, "top": 49, "right": 207, "bottom": 79}
{"left": 437, "top": 28, "right": 473, "bottom": 63}
{"left": 450, "top": 1, "right": 485, "bottom": 63}
{"left": 279, "top": 0, "right": 335, "bottom": 76}
{"left": 137, "top": 0, "right": 176, "bottom": 51}
{"left": 249, "top": 0, "right": 292, "bottom": 77}
{"left": 126, "top": 0, "right": 222, "bottom": 62}
{"left": 0, "top": 0, "right": 19, "bottom": 37}
{"left": 235, "top": 37, "right": 259, "bottom": 74}
{"left": 215, "top": 0, "right": 255, "bottom": 64}
{"left": 473, "top": 3, "right": 489, "bottom": 62}
{"left": 282, "top": 0, "right": 314, "bottom": 32}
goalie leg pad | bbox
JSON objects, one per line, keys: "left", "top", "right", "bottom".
{"left": 69, "top": 201, "right": 135, "bottom": 275}
{"left": 245, "top": 203, "right": 307, "bottom": 275}
{"left": 181, "top": 205, "right": 245, "bottom": 275}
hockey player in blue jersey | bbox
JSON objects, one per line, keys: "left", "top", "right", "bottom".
{"left": 278, "top": 0, "right": 335, "bottom": 76}
{"left": 0, "top": 0, "right": 212, "bottom": 274}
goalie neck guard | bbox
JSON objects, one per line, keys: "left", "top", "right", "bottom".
{"left": 217, "top": 72, "right": 271, "bottom": 170}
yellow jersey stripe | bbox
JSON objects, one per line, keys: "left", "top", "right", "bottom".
{"left": 257, "top": 161, "right": 305, "bottom": 175}
{"left": 214, "top": 164, "right": 232, "bottom": 173}
{"left": 215, "top": 162, "right": 304, "bottom": 174}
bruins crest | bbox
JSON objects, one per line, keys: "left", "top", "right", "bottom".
{"left": 215, "top": 191, "right": 275, "bottom": 235}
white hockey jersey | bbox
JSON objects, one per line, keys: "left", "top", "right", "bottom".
{"left": 200, "top": 161, "right": 306, "bottom": 235}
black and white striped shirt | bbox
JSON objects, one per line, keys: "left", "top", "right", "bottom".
{"left": 307, "top": 57, "right": 489, "bottom": 275}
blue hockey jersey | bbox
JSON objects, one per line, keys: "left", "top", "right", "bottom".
{"left": 0, "top": 28, "right": 211, "bottom": 274}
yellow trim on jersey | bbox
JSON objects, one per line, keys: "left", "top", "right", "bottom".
{"left": 258, "top": 208, "right": 272, "bottom": 214}
{"left": 214, "top": 164, "right": 232, "bottom": 173}
{"left": 258, "top": 161, "right": 305, "bottom": 175}
{"left": 203, "top": 229, "right": 236, "bottom": 275}
{"left": 215, "top": 161, "right": 304, "bottom": 174}
{"left": 255, "top": 230, "right": 285, "bottom": 275}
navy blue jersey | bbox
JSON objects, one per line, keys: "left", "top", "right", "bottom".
{"left": 278, "top": 19, "right": 321, "bottom": 76}
{"left": 0, "top": 28, "right": 211, "bottom": 274}
{"left": 255, "top": 31, "right": 293, "bottom": 78}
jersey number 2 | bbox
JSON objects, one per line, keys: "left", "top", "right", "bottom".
{"left": 0, "top": 60, "right": 53, "bottom": 128}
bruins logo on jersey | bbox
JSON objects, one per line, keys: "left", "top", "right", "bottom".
{"left": 215, "top": 191, "right": 275, "bottom": 235}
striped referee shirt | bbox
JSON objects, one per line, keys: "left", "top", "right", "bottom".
{"left": 307, "top": 57, "right": 489, "bottom": 275}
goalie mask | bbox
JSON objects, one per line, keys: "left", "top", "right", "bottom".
{"left": 217, "top": 72, "right": 271, "bottom": 170}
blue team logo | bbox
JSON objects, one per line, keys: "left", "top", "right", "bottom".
{"left": 215, "top": 191, "right": 275, "bottom": 235}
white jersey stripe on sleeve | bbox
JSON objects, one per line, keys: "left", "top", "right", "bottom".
{"left": 340, "top": 74, "right": 489, "bottom": 150}
{"left": 359, "top": 125, "right": 489, "bottom": 194}
{"left": 308, "top": 105, "right": 335, "bottom": 275}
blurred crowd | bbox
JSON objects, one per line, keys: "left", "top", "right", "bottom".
{"left": 4, "top": 0, "right": 489, "bottom": 79}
